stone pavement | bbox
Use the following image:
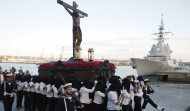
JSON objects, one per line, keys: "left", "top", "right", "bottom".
{"left": 0, "top": 84, "right": 190, "bottom": 111}
{"left": 143, "top": 84, "right": 190, "bottom": 111}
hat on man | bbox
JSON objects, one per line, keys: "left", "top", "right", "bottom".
{"left": 6, "top": 73, "right": 13, "bottom": 77}
{"left": 63, "top": 83, "right": 72, "bottom": 89}
{"left": 144, "top": 79, "right": 150, "bottom": 82}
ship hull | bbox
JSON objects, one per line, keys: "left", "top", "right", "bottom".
{"left": 131, "top": 58, "right": 171, "bottom": 76}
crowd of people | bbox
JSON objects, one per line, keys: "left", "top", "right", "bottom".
{"left": 0, "top": 67, "right": 165, "bottom": 111}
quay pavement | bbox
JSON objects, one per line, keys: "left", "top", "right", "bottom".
{"left": 0, "top": 84, "right": 190, "bottom": 111}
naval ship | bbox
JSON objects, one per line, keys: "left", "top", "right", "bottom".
{"left": 131, "top": 16, "right": 179, "bottom": 76}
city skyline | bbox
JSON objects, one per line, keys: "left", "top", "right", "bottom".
{"left": 0, "top": 0, "right": 190, "bottom": 61}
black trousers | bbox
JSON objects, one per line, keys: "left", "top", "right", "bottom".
{"left": 47, "top": 97, "right": 54, "bottom": 111}
{"left": 16, "top": 90, "right": 23, "bottom": 108}
{"left": 24, "top": 91, "right": 31, "bottom": 110}
{"left": 36, "top": 93, "right": 42, "bottom": 111}
{"left": 78, "top": 103, "right": 92, "bottom": 111}
{"left": 122, "top": 104, "right": 133, "bottom": 111}
{"left": 41, "top": 95, "right": 48, "bottom": 111}
{"left": 142, "top": 97, "right": 157, "bottom": 109}
{"left": 3, "top": 96, "right": 14, "bottom": 111}
{"left": 107, "top": 110, "right": 122, "bottom": 111}
{"left": 54, "top": 98, "right": 59, "bottom": 111}
{"left": 134, "top": 96, "right": 142, "bottom": 111}
{"left": 92, "top": 102, "right": 105, "bottom": 111}
{"left": 30, "top": 92, "right": 37, "bottom": 111}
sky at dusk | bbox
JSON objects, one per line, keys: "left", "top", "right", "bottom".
{"left": 0, "top": 0, "right": 190, "bottom": 61}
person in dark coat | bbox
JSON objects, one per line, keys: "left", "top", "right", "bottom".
{"left": 0, "top": 73, "right": 18, "bottom": 111}
{"left": 58, "top": 83, "right": 84, "bottom": 111}
{"left": 142, "top": 79, "right": 165, "bottom": 111}
{"left": 15, "top": 69, "right": 24, "bottom": 109}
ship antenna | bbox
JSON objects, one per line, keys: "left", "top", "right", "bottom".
{"left": 153, "top": 14, "right": 173, "bottom": 42}
{"left": 161, "top": 14, "right": 164, "bottom": 27}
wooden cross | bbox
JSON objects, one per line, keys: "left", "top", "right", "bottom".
{"left": 57, "top": 0, "right": 88, "bottom": 17}
{"left": 57, "top": 0, "right": 88, "bottom": 59}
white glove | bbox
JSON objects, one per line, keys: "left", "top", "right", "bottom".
{"left": 60, "top": 85, "right": 64, "bottom": 88}
{"left": 134, "top": 80, "right": 139, "bottom": 83}
{"left": 94, "top": 80, "right": 98, "bottom": 84}
{"left": 140, "top": 81, "right": 144, "bottom": 86}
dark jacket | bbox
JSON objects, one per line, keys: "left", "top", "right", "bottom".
{"left": 58, "top": 94, "right": 81, "bottom": 111}
{"left": 143, "top": 85, "right": 154, "bottom": 99}
{"left": 0, "top": 81, "right": 17, "bottom": 100}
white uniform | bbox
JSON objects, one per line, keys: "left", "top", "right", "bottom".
{"left": 93, "top": 91, "right": 105, "bottom": 104}
{"left": 46, "top": 84, "right": 53, "bottom": 98}
{"left": 52, "top": 85, "right": 61, "bottom": 98}
{"left": 17, "top": 82, "right": 24, "bottom": 91}
{"left": 130, "top": 84, "right": 134, "bottom": 100}
{"left": 0, "top": 74, "right": 4, "bottom": 85}
{"left": 40, "top": 82, "right": 46, "bottom": 95}
{"left": 34, "top": 82, "right": 40, "bottom": 93}
{"left": 107, "top": 91, "right": 122, "bottom": 110}
{"left": 79, "top": 86, "right": 95, "bottom": 104}
{"left": 121, "top": 89, "right": 131, "bottom": 105}
{"left": 29, "top": 81, "right": 35, "bottom": 93}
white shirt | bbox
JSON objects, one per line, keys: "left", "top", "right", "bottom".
{"left": 72, "top": 88, "right": 79, "bottom": 97}
{"left": 23, "top": 82, "right": 30, "bottom": 92}
{"left": 29, "top": 81, "right": 35, "bottom": 92}
{"left": 0, "top": 75, "right": 4, "bottom": 84}
{"left": 17, "top": 82, "right": 24, "bottom": 91}
{"left": 121, "top": 89, "right": 131, "bottom": 105}
{"left": 79, "top": 86, "right": 95, "bottom": 104}
{"left": 35, "top": 82, "right": 40, "bottom": 93}
{"left": 61, "top": 88, "right": 65, "bottom": 96}
{"left": 93, "top": 91, "right": 105, "bottom": 104}
{"left": 40, "top": 82, "right": 47, "bottom": 95}
{"left": 46, "top": 84, "right": 53, "bottom": 98}
{"left": 130, "top": 84, "right": 134, "bottom": 100}
{"left": 134, "top": 88, "right": 143, "bottom": 97}
{"left": 107, "top": 91, "right": 122, "bottom": 110}
{"left": 106, "top": 82, "right": 111, "bottom": 91}
{"left": 52, "top": 85, "right": 61, "bottom": 98}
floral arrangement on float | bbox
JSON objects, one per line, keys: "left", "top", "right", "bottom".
{"left": 38, "top": 48, "right": 116, "bottom": 80}
{"left": 39, "top": 59, "right": 115, "bottom": 71}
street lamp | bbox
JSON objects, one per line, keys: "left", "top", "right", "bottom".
{"left": 88, "top": 48, "right": 94, "bottom": 61}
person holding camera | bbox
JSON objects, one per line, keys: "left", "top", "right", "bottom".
{"left": 142, "top": 79, "right": 165, "bottom": 111}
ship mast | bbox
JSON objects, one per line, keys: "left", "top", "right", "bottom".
{"left": 153, "top": 14, "right": 173, "bottom": 43}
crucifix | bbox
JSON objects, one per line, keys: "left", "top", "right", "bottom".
{"left": 57, "top": 0, "right": 88, "bottom": 59}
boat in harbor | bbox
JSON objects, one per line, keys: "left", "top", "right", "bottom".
{"left": 131, "top": 16, "right": 179, "bottom": 76}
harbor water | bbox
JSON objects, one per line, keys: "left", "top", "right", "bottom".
{"left": 0, "top": 63, "right": 138, "bottom": 78}
{"left": 0, "top": 63, "right": 190, "bottom": 111}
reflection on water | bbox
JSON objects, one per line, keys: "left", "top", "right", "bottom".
{"left": 115, "top": 66, "right": 138, "bottom": 78}
{"left": 0, "top": 63, "right": 39, "bottom": 75}
{"left": 0, "top": 63, "right": 138, "bottom": 78}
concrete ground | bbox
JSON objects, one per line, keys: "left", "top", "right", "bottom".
{"left": 142, "top": 84, "right": 190, "bottom": 111}
{"left": 0, "top": 84, "right": 190, "bottom": 111}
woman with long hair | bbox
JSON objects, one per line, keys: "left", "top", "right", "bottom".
{"left": 52, "top": 78, "right": 62, "bottom": 111}
{"left": 92, "top": 80, "right": 106, "bottom": 111}
{"left": 79, "top": 79, "right": 96, "bottom": 111}
{"left": 134, "top": 76, "right": 144, "bottom": 111}
{"left": 122, "top": 77, "right": 133, "bottom": 111}
{"left": 107, "top": 78, "right": 122, "bottom": 111}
